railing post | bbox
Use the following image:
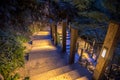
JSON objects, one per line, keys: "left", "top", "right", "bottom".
{"left": 62, "top": 20, "right": 67, "bottom": 52}
{"left": 79, "top": 48, "right": 83, "bottom": 62}
{"left": 93, "top": 21, "right": 120, "bottom": 80}
{"left": 51, "top": 23, "right": 54, "bottom": 41}
{"left": 51, "top": 22, "right": 57, "bottom": 45}
{"left": 54, "top": 24, "right": 57, "bottom": 45}
{"left": 50, "top": 24, "right": 52, "bottom": 39}
{"left": 69, "top": 27, "right": 78, "bottom": 64}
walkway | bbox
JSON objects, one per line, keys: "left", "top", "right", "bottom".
{"left": 19, "top": 30, "right": 92, "bottom": 80}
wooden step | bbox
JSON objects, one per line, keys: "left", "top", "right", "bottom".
{"left": 76, "top": 77, "right": 89, "bottom": 80}
{"left": 48, "top": 69, "right": 83, "bottom": 80}
{"left": 32, "top": 39, "right": 51, "bottom": 44}
{"left": 29, "top": 59, "right": 68, "bottom": 76}
{"left": 29, "top": 50, "right": 61, "bottom": 60}
{"left": 59, "top": 37, "right": 62, "bottom": 40}
{"left": 58, "top": 34, "right": 62, "bottom": 37}
{"left": 26, "top": 55, "right": 65, "bottom": 69}
{"left": 31, "top": 63, "right": 80, "bottom": 80}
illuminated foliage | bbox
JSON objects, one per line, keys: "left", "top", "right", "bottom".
{"left": 0, "top": 30, "right": 25, "bottom": 79}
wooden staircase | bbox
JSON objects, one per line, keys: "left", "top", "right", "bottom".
{"left": 30, "top": 62, "right": 92, "bottom": 80}
{"left": 19, "top": 31, "right": 92, "bottom": 80}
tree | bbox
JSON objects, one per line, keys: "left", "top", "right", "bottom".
{"left": 102, "top": 0, "right": 120, "bottom": 21}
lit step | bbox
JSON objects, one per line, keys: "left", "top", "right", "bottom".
{"left": 30, "top": 49, "right": 60, "bottom": 59}
{"left": 27, "top": 55, "right": 64, "bottom": 69}
{"left": 58, "top": 34, "right": 62, "bottom": 37}
{"left": 29, "top": 59, "right": 68, "bottom": 76}
{"left": 59, "top": 37, "right": 62, "bottom": 40}
{"left": 76, "top": 77, "right": 89, "bottom": 80}
{"left": 31, "top": 63, "right": 80, "bottom": 80}
{"left": 32, "top": 39, "right": 51, "bottom": 47}
{"left": 48, "top": 69, "right": 82, "bottom": 80}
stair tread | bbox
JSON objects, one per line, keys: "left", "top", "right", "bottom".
{"left": 29, "top": 50, "right": 62, "bottom": 59}
{"left": 26, "top": 55, "right": 66, "bottom": 68}
{"left": 31, "top": 63, "right": 80, "bottom": 80}
{"left": 29, "top": 59, "right": 68, "bottom": 76}
{"left": 48, "top": 69, "right": 83, "bottom": 80}
{"left": 76, "top": 77, "right": 89, "bottom": 80}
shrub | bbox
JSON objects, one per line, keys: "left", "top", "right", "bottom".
{"left": 0, "top": 30, "right": 25, "bottom": 79}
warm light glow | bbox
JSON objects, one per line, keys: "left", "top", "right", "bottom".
{"left": 31, "top": 73, "right": 88, "bottom": 80}
{"left": 77, "top": 38, "right": 89, "bottom": 49}
{"left": 38, "top": 31, "right": 50, "bottom": 36}
{"left": 32, "top": 45, "right": 56, "bottom": 51}
{"left": 57, "top": 25, "right": 62, "bottom": 34}
{"left": 33, "top": 31, "right": 50, "bottom": 36}
{"left": 32, "top": 39, "right": 56, "bottom": 51}
{"left": 57, "top": 29, "right": 62, "bottom": 34}
{"left": 101, "top": 48, "right": 107, "bottom": 58}
{"left": 33, "top": 40, "right": 51, "bottom": 46}
{"left": 83, "top": 52, "right": 89, "bottom": 59}
{"left": 76, "top": 77, "right": 88, "bottom": 80}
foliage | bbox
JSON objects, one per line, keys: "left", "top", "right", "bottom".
{"left": 0, "top": 30, "right": 25, "bottom": 79}
{"left": 73, "top": 0, "right": 95, "bottom": 11}
{"left": 102, "top": 0, "right": 120, "bottom": 20}
{"left": 16, "top": 35, "right": 29, "bottom": 44}
{"left": 28, "top": 22, "right": 44, "bottom": 34}
{"left": 0, "top": 1, "right": 44, "bottom": 78}
{"left": 102, "top": 0, "right": 120, "bottom": 13}
{"left": 47, "top": 0, "right": 79, "bottom": 22}
{"left": 7, "top": 73, "right": 20, "bottom": 80}
{"left": 79, "top": 11, "right": 109, "bottom": 23}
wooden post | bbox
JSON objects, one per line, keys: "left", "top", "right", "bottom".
{"left": 62, "top": 21, "right": 67, "bottom": 52}
{"left": 69, "top": 27, "right": 78, "bottom": 64}
{"left": 51, "top": 22, "right": 57, "bottom": 45}
{"left": 51, "top": 23, "right": 54, "bottom": 41}
{"left": 54, "top": 24, "right": 57, "bottom": 45}
{"left": 93, "top": 21, "right": 120, "bottom": 80}
{"left": 87, "top": 44, "right": 90, "bottom": 51}
{"left": 50, "top": 24, "right": 52, "bottom": 39}
{"left": 95, "top": 45, "right": 101, "bottom": 61}
{"left": 84, "top": 41, "right": 86, "bottom": 49}
{"left": 79, "top": 48, "right": 83, "bottom": 62}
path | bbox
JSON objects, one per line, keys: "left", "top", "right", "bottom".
{"left": 19, "top": 30, "right": 92, "bottom": 80}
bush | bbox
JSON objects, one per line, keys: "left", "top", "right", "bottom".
{"left": 16, "top": 35, "right": 29, "bottom": 44}
{"left": 0, "top": 30, "right": 25, "bottom": 79}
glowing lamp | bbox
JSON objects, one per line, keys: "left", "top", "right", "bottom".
{"left": 101, "top": 47, "right": 107, "bottom": 58}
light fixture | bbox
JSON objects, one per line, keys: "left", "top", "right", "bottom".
{"left": 101, "top": 47, "right": 107, "bottom": 58}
